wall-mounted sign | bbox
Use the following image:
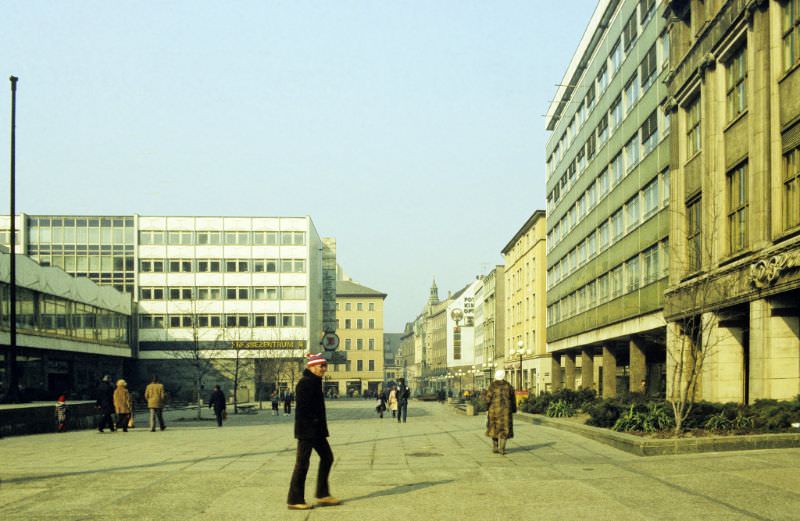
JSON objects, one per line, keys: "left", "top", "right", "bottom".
{"left": 230, "top": 340, "right": 306, "bottom": 350}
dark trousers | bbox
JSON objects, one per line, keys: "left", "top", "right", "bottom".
{"left": 398, "top": 402, "right": 408, "bottom": 423}
{"left": 116, "top": 413, "right": 130, "bottom": 432}
{"left": 284, "top": 402, "right": 292, "bottom": 414}
{"left": 287, "top": 437, "right": 334, "bottom": 504}
{"left": 149, "top": 408, "right": 165, "bottom": 431}
{"left": 214, "top": 409, "right": 224, "bottom": 427}
{"left": 98, "top": 411, "right": 115, "bottom": 431}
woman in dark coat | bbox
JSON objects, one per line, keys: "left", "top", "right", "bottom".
{"left": 208, "top": 385, "right": 227, "bottom": 427}
{"left": 485, "top": 369, "right": 516, "bottom": 455}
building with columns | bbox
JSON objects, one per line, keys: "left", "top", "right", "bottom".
{"left": 544, "top": 0, "right": 671, "bottom": 398}
{"left": 502, "top": 210, "right": 549, "bottom": 395}
{"left": 663, "top": 0, "right": 800, "bottom": 403}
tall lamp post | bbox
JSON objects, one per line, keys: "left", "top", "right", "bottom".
{"left": 483, "top": 361, "right": 496, "bottom": 389}
{"left": 6, "top": 76, "right": 19, "bottom": 403}
{"left": 510, "top": 340, "right": 531, "bottom": 391}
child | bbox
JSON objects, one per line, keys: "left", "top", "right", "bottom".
{"left": 55, "top": 395, "right": 67, "bottom": 432}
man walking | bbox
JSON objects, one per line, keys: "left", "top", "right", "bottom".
{"left": 95, "top": 375, "right": 116, "bottom": 433}
{"left": 144, "top": 375, "right": 167, "bottom": 432}
{"left": 397, "top": 378, "right": 410, "bottom": 423}
{"left": 287, "top": 354, "right": 341, "bottom": 510}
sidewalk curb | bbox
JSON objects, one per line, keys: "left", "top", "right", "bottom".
{"left": 518, "top": 412, "right": 800, "bottom": 456}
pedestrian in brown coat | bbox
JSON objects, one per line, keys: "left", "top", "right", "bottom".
{"left": 113, "top": 379, "right": 133, "bottom": 432}
{"left": 485, "top": 369, "right": 516, "bottom": 455}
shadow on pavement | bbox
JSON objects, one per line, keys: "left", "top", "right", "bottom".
{"left": 505, "top": 442, "right": 556, "bottom": 453}
{"left": 343, "top": 479, "right": 455, "bottom": 503}
{"left": 1, "top": 429, "right": 472, "bottom": 485}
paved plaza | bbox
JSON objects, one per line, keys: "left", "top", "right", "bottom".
{"left": 1, "top": 400, "right": 800, "bottom": 521}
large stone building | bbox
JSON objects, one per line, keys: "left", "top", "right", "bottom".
{"left": 502, "top": 210, "right": 549, "bottom": 394}
{"left": 330, "top": 280, "right": 386, "bottom": 397}
{"left": 663, "top": 0, "right": 800, "bottom": 403}
{"left": 544, "top": 0, "right": 671, "bottom": 398}
{"left": 0, "top": 214, "right": 334, "bottom": 400}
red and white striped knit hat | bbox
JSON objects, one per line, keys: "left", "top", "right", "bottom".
{"left": 306, "top": 353, "right": 327, "bottom": 367}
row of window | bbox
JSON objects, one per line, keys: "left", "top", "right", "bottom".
{"left": 549, "top": 169, "right": 669, "bottom": 288}
{"left": 336, "top": 302, "right": 376, "bottom": 312}
{"left": 0, "top": 284, "right": 129, "bottom": 344}
{"left": 547, "top": 115, "right": 669, "bottom": 255}
{"left": 547, "top": 240, "right": 668, "bottom": 326}
{"left": 139, "top": 313, "right": 306, "bottom": 329}
{"left": 338, "top": 318, "right": 377, "bottom": 330}
{"left": 139, "top": 230, "right": 306, "bottom": 246}
{"left": 547, "top": 0, "right": 665, "bottom": 186}
{"left": 329, "top": 359, "right": 377, "bottom": 372}
{"left": 139, "top": 286, "right": 307, "bottom": 301}
{"left": 140, "top": 258, "right": 306, "bottom": 273}
{"left": 784, "top": 0, "right": 800, "bottom": 72}
{"left": 343, "top": 338, "right": 377, "bottom": 350}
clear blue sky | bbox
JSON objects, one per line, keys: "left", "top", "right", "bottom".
{"left": 2, "top": 1, "right": 596, "bottom": 332}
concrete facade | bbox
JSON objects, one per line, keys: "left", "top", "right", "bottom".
{"left": 544, "top": 0, "right": 670, "bottom": 398}
{"left": 664, "top": 0, "right": 800, "bottom": 403}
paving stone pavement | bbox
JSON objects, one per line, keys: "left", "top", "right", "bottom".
{"left": 2, "top": 400, "right": 800, "bottom": 521}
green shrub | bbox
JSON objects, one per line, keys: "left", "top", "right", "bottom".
{"left": 521, "top": 388, "right": 598, "bottom": 414}
{"left": 469, "top": 397, "right": 488, "bottom": 413}
{"left": 546, "top": 399, "right": 575, "bottom": 418}
{"left": 586, "top": 399, "right": 625, "bottom": 428}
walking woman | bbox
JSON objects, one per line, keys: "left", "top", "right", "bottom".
{"left": 485, "top": 370, "right": 516, "bottom": 455}
{"left": 387, "top": 385, "right": 398, "bottom": 418}
{"left": 113, "top": 379, "right": 133, "bottom": 432}
{"left": 208, "top": 385, "right": 227, "bottom": 427}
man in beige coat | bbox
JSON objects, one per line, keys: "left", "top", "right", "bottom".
{"left": 144, "top": 375, "right": 167, "bottom": 432}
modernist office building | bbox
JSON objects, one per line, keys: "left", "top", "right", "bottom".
{"left": 0, "top": 214, "right": 334, "bottom": 397}
{"left": 663, "top": 0, "right": 800, "bottom": 403}
{"left": 545, "top": 0, "right": 671, "bottom": 397}
{"left": 0, "top": 252, "right": 131, "bottom": 400}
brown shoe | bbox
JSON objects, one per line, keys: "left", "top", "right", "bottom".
{"left": 315, "top": 496, "right": 341, "bottom": 507}
{"left": 287, "top": 503, "right": 312, "bottom": 510}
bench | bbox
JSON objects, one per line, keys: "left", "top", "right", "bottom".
{"left": 237, "top": 404, "right": 257, "bottom": 414}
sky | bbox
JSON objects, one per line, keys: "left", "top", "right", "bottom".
{"left": 2, "top": 1, "right": 597, "bottom": 332}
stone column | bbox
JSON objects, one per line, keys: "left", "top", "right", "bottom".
{"left": 749, "top": 298, "right": 800, "bottom": 401}
{"left": 629, "top": 336, "right": 647, "bottom": 394}
{"left": 564, "top": 352, "right": 576, "bottom": 390}
{"left": 602, "top": 346, "right": 617, "bottom": 399}
{"left": 550, "top": 354, "right": 562, "bottom": 393}
{"left": 580, "top": 349, "right": 594, "bottom": 391}
{"left": 702, "top": 311, "right": 745, "bottom": 403}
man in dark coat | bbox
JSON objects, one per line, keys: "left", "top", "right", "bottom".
{"left": 95, "top": 375, "right": 116, "bottom": 433}
{"left": 287, "top": 354, "right": 341, "bottom": 510}
{"left": 208, "top": 385, "right": 226, "bottom": 427}
{"left": 396, "top": 378, "right": 411, "bottom": 423}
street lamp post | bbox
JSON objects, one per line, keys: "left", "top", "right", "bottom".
{"left": 483, "top": 361, "right": 496, "bottom": 389}
{"left": 511, "top": 340, "right": 531, "bottom": 391}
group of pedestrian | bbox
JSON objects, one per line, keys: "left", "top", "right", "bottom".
{"left": 270, "top": 391, "right": 294, "bottom": 416}
{"left": 376, "top": 379, "right": 411, "bottom": 422}
{"left": 94, "top": 375, "right": 169, "bottom": 433}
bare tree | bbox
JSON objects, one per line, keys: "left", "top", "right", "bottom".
{"left": 214, "top": 328, "right": 256, "bottom": 414}
{"left": 167, "top": 303, "right": 214, "bottom": 419}
{"left": 664, "top": 195, "right": 732, "bottom": 433}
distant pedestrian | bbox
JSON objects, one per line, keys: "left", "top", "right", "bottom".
{"left": 287, "top": 353, "right": 340, "bottom": 510}
{"left": 55, "top": 395, "right": 67, "bottom": 432}
{"left": 144, "top": 375, "right": 167, "bottom": 432}
{"left": 375, "top": 389, "right": 387, "bottom": 418}
{"left": 113, "top": 379, "right": 133, "bottom": 432}
{"left": 283, "top": 392, "right": 293, "bottom": 415}
{"left": 95, "top": 375, "right": 116, "bottom": 433}
{"left": 208, "top": 385, "right": 227, "bottom": 427}
{"left": 387, "top": 385, "right": 398, "bottom": 418}
{"left": 271, "top": 391, "right": 280, "bottom": 416}
{"left": 396, "top": 378, "right": 410, "bottom": 423}
{"left": 485, "top": 370, "right": 516, "bottom": 455}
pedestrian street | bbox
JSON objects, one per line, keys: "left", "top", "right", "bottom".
{"left": 1, "top": 400, "right": 799, "bottom": 521}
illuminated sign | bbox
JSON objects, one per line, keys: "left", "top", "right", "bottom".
{"left": 230, "top": 340, "right": 306, "bottom": 349}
